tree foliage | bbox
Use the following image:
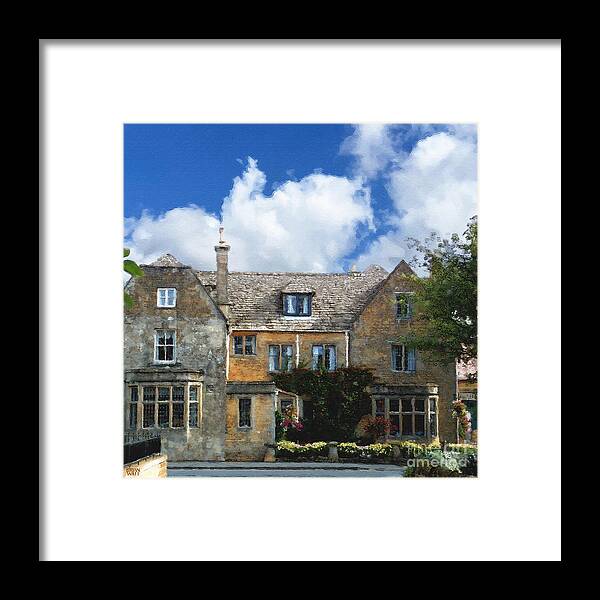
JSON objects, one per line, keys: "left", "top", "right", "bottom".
{"left": 272, "top": 367, "right": 376, "bottom": 442}
{"left": 403, "top": 216, "right": 477, "bottom": 369}
{"left": 123, "top": 248, "right": 144, "bottom": 309}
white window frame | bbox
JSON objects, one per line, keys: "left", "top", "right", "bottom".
{"left": 154, "top": 329, "right": 176, "bottom": 364}
{"left": 157, "top": 287, "right": 177, "bottom": 308}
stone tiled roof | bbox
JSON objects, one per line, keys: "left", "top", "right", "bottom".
{"left": 195, "top": 267, "right": 390, "bottom": 331}
{"left": 149, "top": 254, "right": 188, "bottom": 268}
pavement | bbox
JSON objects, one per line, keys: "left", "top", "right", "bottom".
{"left": 167, "top": 461, "right": 406, "bottom": 477}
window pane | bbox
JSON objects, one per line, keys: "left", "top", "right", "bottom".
{"left": 325, "top": 345, "right": 336, "bottom": 371}
{"left": 143, "top": 403, "right": 155, "bottom": 428}
{"left": 402, "top": 414, "right": 413, "bottom": 435}
{"left": 143, "top": 387, "right": 155, "bottom": 402}
{"left": 281, "top": 399, "right": 293, "bottom": 414}
{"left": 158, "top": 403, "right": 169, "bottom": 428}
{"left": 128, "top": 403, "right": 137, "bottom": 430}
{"left": 157, "top": 331, "right": 166, "bottom": 345}
{"left": 389, "top": 398, "right": 400, "bottom": 413}
{"left": 407, "top": 348, "right": 416, "bottom": 372}
{"left": 299, "top": 295, "right": 310, "bottom": 315}
{"left": 130, "top": 387, "right": 138, "bottom": 402}
{"left": 415, "top": 398, "right": 425, "bottom": 412}
{"left": 239, "top": 398, "right": 251, "bottom": 427}
{"left": 234, "top": 336, "right": 243, "bottom": 354}
{"left": 172, "top": 403, "right": 184, "bottom": 427}
{"left": 268, "top": 345, "right": 280, "bottom": 371}
{"left": 285, "top": 294, "right": 297, "bottom": 314}
{"left": 164, "top": 346, "right": 174, "bottom": 361}
{"left": 158, "top": 387, "right": 170, "bottom": 402}
{"left": 282, "top": 345, "right": 293, "bottom": 371}
{"left": 429, "top": 412, "right": 437, "bottom": 437}
{"left": 375, "top": 398, "right": 385, "bottom": 415}
{"left": 189, "top": 403, "right": 198, "bottom": 427}
{"left": 190, "top": 387, "right": 198, "bottom": 402}
{"left": 429, "top": 398, "right": 437, "bottom": 414}
{"left": 415, "top": 414, "right": 425, "bottom": 436}
{"left": 401, "top": 398, "right": 412, "bottom": 413}
{"left": 392, "top": 345, "right": 401, "bottom": 370}
{"left": 312, "top": 346, "right": 323, "bottom": 369}
{"left": 389, "top": 414, "right": 400, "bottom": 436}
{"left": 167, "top": 289, "right": 176, "bottom": 304}
{"left": 173, "top": 387, "right": 184, "bottom": 402}
{"left": 245, "top": 336, "right": 256, "bottom": 355}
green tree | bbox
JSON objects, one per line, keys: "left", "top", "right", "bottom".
{"left": 272, "top": 367, "right": 375, "bottom": 442}
{"left": 403, "top": 216, "right": 477, "bottom": 370}
{"left": 123, "top": 248, "right": 144, "bottom": 309}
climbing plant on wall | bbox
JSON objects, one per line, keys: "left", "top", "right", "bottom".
{"left": 272, "top": 367, "right": 376, "bottom": 442}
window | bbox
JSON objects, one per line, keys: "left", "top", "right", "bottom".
{"left": 395, "top": 293, "right": 413, "bottom": 319}
{"left": 283, "top": 293, "right": 312, "bottom": 316}
{"left": 269, "top": 345, "right": 293, "bottom": 372}
{"left": 429, "top": 397, "right": 438, "bottom": 437}
{"left": 402, "top": 397, "right": 426, "bottom": 437}
{"left": 142, "top": 386, "right": 156, "bottom": 428}
{"left": 312, "top": 345, "right": 336, "bottom": 371}
{"left": 280, "top": 399, "right": 293, "bottom": 415}
{"left": 155, "top": 330, "right": 176, "bottom": 363}
{"left": 233, "top": 334, "right": 256, "bottom": 355}
{"left": 157, "top": 288, "right": 177, "bottom": 308}
{"left": 158, "top": 387, "right": 170, "bottom": 428}
{"left": 372, "top": 396, "right": 437, "bottom": 439}
{"left": 171, "top": 386, "right": 184, "bottom": 427}
{"left": 128, "top": 386, "right": 138, "bottom": 430}
{"left": 189, "top": 386, "right": 199, "bottom": 428}
{"left": 391, "top": 344, "right": 416, "bottom": 372}
{"left": 239, "top": 398, "right": 251, "bottom": 428}
{"left": 138, "top": 384, "right": 197, "bottom": 429}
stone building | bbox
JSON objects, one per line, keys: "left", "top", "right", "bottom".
{"left": 124, "top": 231, "right": 458, "bottom": 461}
{"left": 457, "top": 359, "right": 478, "bottom": 443}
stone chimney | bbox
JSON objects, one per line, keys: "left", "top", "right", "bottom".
{"left": 348, "top": 264, "right": 361, "bottom": 277}
{"left": 214, "top": 227, "right": 231, "bottom": 316}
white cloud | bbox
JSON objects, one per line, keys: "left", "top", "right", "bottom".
{"left": 354, "top": 126, "right": 477, "bottom": 272}
{"left": 340, "top": 124, "right": 397, "bottom": 179}
{"left": 125, "top": 157, "right": 374, "bottom": 273}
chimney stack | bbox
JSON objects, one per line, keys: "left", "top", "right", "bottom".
{"left": 214, "top": 227, "right": 231, "bottom": 315}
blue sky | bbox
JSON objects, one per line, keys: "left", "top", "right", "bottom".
{"left": 124, "top": 124, "right": 477, "bottom": 273}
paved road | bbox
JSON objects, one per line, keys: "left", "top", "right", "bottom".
{"left": 167, "top": 462, "right": 406, "bottom": 477}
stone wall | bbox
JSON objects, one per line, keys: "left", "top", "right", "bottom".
{"left": 228, "top": 330, "right": 348, "bottom": 381}
{"left": 225, "top": 383, "right": 276, "bottom": 461}
{"left": 124, "top": 265, "right": 228, "bottom": 461}
{"left": 123, "top": 454, "right": 167, "bottom": 478}
{"left": 350, "top": 263, "right": 458, "bottom": 443}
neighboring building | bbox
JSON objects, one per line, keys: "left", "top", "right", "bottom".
{"left": 124, "top": 231, "right": 459, "bottom": 461}
{"left": 457, "top": 359, "right": 478, "bottom": 443}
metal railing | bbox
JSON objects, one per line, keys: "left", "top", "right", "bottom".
{"left": 124, "top": 431, "right": 162, "bottom": 465}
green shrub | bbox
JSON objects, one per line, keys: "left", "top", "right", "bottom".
{"left": 404, "top": 449, "right": 477, "bottom": 477}
{"left": 338, "top": 442, "right": 393, "bottom": 462}
{"left": 276, "top": 441, "right": 328, "bottom": 461}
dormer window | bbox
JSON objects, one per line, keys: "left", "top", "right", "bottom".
{"left": 283, "top": 293, "right": 312, "bottom": 316}
{"left": 157, "top": 288, "right": 177, "bottom": 308}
